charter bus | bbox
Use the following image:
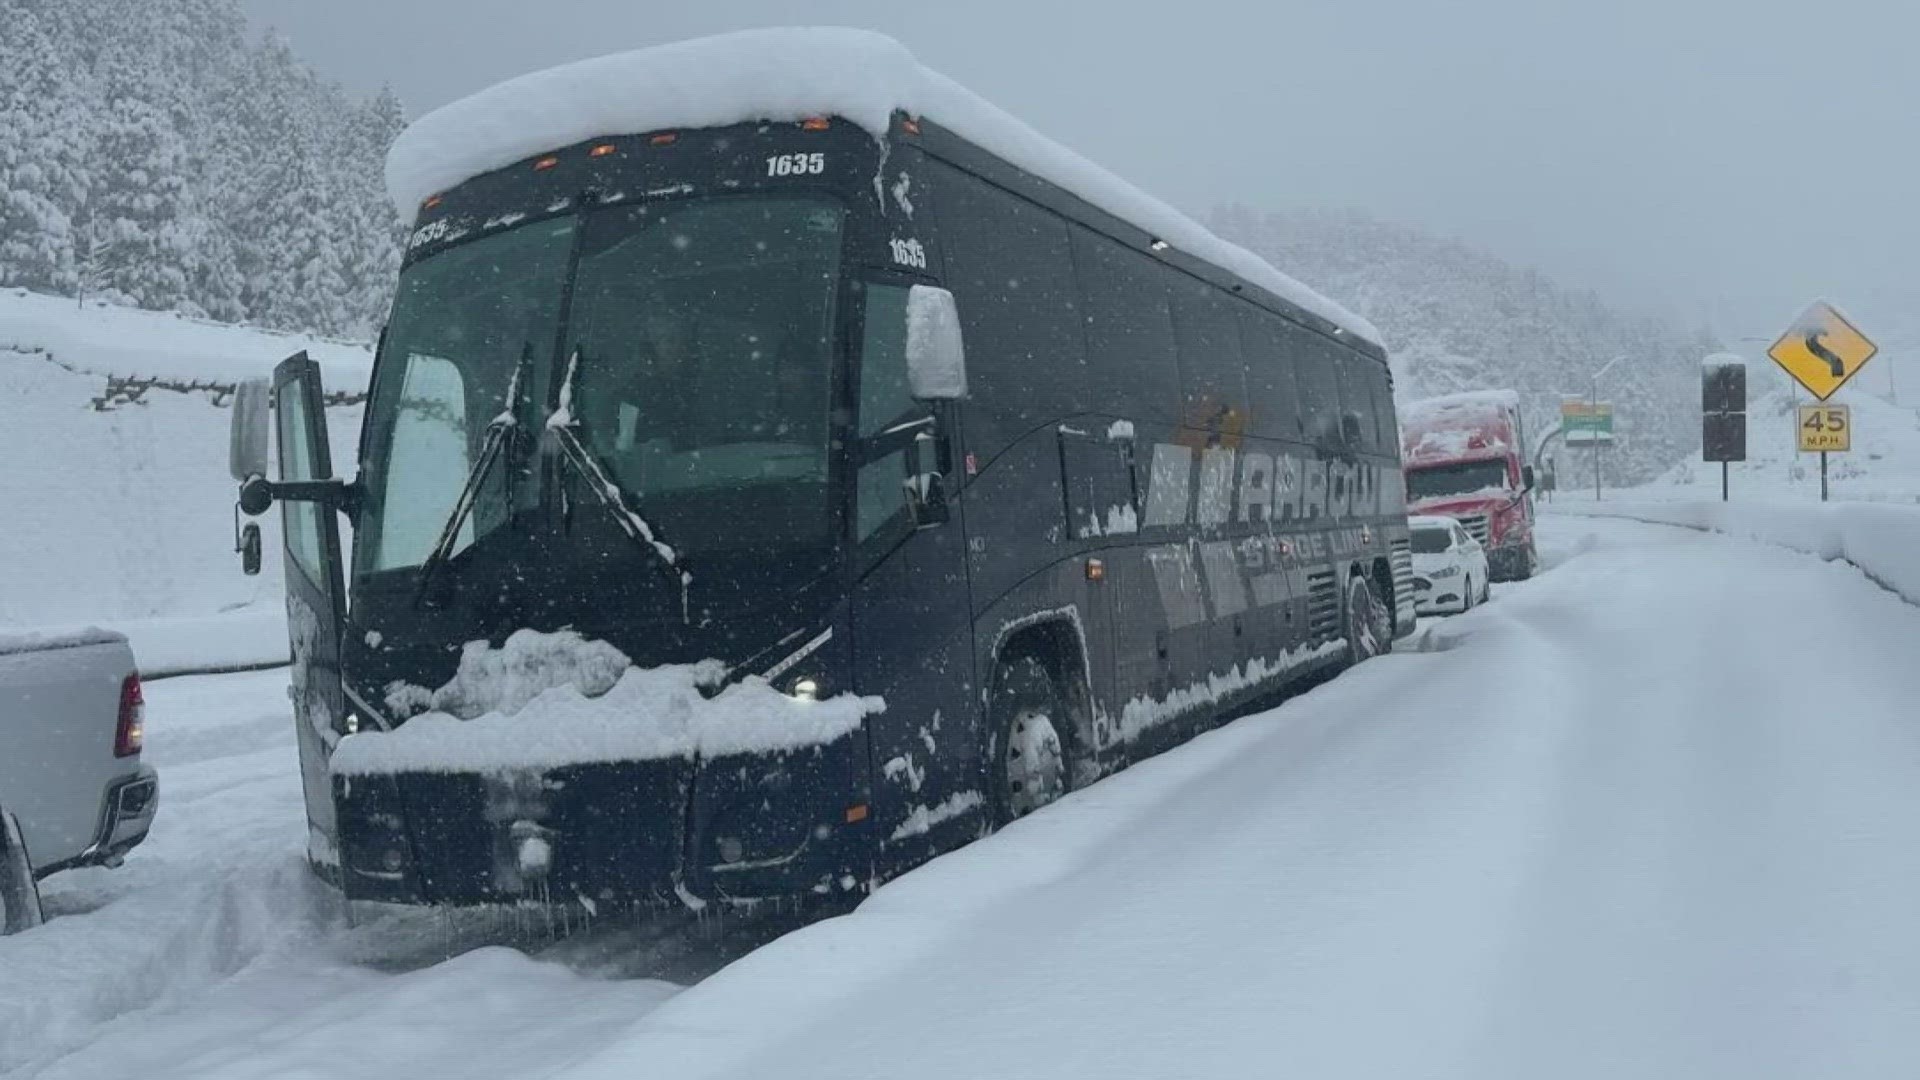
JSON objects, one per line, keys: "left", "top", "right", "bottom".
{"left": 228, "top": 29, "right": 1415, "bottom": 908}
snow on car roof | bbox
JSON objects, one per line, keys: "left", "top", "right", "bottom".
{"left": 1407, "top": 515, "right": 1463, "bottom": 530}
{"left": 385, "top": 27, "right": 1380, "bottom": 348}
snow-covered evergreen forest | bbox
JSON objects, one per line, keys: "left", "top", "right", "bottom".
{"left": 1213, "top": 206, "right": 1720, "bottom": 483}
{"left": 0, "top": 0, "right": 403, "bottom": 338}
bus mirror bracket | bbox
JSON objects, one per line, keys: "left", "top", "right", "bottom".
{"left": 1522, "top": 464, "right": 1536, "bottom": 491}
{"left": 236, "top": 476, "right": 358, "bottom": 517}
{"left": 903, "top": 428, "right": 949, "bottom": 528}
{"left": 905, "top": 285, "right": 968, "bottom": 401}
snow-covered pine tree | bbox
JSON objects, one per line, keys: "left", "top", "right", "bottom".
{"left": 0, "top": 0, "right": 405, "bottom": 338}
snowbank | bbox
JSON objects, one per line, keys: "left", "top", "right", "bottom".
{"left": 385, "top": 27, "right": 1379, "bottom": 347}
{"left": 1644, "top": 385, "right": 1920, "bottom": 503}
{"left": 1, "top": 287, "right": 372, "bottom": 388}
{"left": 1556, "top": 499, "right": 1920, "bottom": 605}
{"left": 333, "top": 631, "right": 883, "bottom": 776}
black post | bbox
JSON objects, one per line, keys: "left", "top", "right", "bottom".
{"left": 1820, "top": 451, "right": 1829, "bottom": 502}
{"left": 1721, "top": 461, "right": 1729, "bottom": 502}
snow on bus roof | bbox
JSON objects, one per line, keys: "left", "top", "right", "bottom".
{"left": 385, "top": 27, "right": 1381, "bottom": 348}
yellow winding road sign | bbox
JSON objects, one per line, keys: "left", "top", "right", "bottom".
{"left": 1768, "top": 302, "right": 1877, "bottom": 402}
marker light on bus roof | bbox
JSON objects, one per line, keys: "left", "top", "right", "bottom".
{"left": 1150, "top": 239, "right": 1169, "bottom": 252}
{"left": 422, "top": 194, "right": 443, "bottom": 210}
{"left": 589, "top": 143, "right": 617, "bottom": 158}
{"left": 533, "top": 155, "right": 560, "bottom": 171}
{"left": 649, "top": 132, "right": 677, "bottom": 146}
{"left": 899, "top": 116, "right": 921, "bottom": 135}
{"left": 801, "top": 116, "right": 831, "bottom": 131}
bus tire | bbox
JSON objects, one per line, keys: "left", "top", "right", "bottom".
{"left": 1, "top": 809, "right": 44, "bottom": 936}
{"left": 1344, "top": 573, "right": 1391, "bottom": 664}
{"left": 988, "top": 655, "right": 1070, "bottom": 827}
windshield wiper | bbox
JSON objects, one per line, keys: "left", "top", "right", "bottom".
{"left": 411, "top": 346, "right": 533, "bottom": 608}
{"left": 545, "top": 349, "right": 693, "bottom": 622}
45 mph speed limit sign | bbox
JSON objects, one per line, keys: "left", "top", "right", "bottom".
{"left": 1797, "top": 405, "right": 1851, "bottom": 453}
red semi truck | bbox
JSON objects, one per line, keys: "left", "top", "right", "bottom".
{"left": 1400, "top": 390, "right": 1538, "bottom": 581}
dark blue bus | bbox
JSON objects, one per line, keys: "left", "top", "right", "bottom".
{"left": 232, "top": 90, "right": 1413, "bottom": 909}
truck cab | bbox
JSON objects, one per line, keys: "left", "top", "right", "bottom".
{"left": 1400, "top": 391, "right": 1537, "bottom": 582}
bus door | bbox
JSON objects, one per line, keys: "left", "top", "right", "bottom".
{"left": 847, "top": 279, "right": 981, "bottom": 866}
{"left": 271, "top": 353, "right": 350, "bottom": 876}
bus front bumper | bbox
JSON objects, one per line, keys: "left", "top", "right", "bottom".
{"left": 332, "top": 734, "right": 870, "bottom": 907}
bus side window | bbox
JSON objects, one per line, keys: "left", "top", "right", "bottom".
{"left": 1071, "top": 227, "right": 1179, "bottom": 425}
{"left": 1365, "top": 362, "right": 1399, "bottom": 456}
{"left": 856, "top": 282, "right": 916, "bottom": 541}
{"left": 925, "top": 161, "right": 1081, "bottom": 457}
{"left": 1171, "top": 284, "right": 1249, "bottom": 449}
{"left": 1237, "top": 308, "right": 1304, "bottom": 443}
{"left": 1336, "top": 352, "right": 1382, "bottom": 453}
{"left": 1293, "top": 334, "right": 1344, "bottom": 446}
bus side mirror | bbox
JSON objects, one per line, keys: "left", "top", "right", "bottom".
{"left": 1522, "top": 465, "right": 1536, "bottom": 491}
{"left": 905, "top": 285, "right": 967, "bottom": 401}
{"left": 230, "top": 378, "right": 271, "bottom": 482}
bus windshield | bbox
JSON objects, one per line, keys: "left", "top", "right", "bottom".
{"left": 353, "top": 196, "right": 847, "bottom": 589}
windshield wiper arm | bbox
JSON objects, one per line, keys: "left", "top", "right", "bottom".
{"left": 411, "top": 347, "right": 532, "bottom": 608}
{"left": 545, "top": 349, "right": 693, "bottom": 622}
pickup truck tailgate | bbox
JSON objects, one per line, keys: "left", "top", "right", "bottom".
{"left": 0, "top": 631, "right": 143, "bottom": 870}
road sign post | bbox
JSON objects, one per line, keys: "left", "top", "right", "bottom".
{"left": 1796, "top": 404, "right": 1850, "bottom": 503}
{"left": 1701, "top": 354, "right": 1747, "bottom": 502}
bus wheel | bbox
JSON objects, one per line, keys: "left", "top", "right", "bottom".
{"left": 1344, "top": 574, "right": 1391, "bottom": 663}
{"left": 990, "top": 656, "right": 1070, "bottom": 826}
{"left": 1, "top": 809, "right": 44, "bottom": 936}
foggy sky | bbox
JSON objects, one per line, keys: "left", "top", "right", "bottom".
{"left": 242, "top": 0, "right": 1920, "bottom": 373}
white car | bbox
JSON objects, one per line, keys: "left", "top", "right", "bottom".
{"left": 1409, "top": 514, "right": 1491, "bottom": 615}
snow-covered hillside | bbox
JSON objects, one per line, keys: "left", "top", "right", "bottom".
{"left": 0, "top": 289, "right": 367, "bottom": 671}
{"left": 1210, "top": 205, "right": 1720, "bottom": 485}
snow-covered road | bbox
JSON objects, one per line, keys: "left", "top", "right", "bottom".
{"left": 8, "top": 515, "right": 1920, "bottom": 1079}
{"left": 565, "top": 515, "right": 1920, "bottom": 1080}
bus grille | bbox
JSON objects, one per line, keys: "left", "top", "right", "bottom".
{"left": 1459, "top": 514, "right": 1490, "bottom": 544}
{"left": 1390, "top": 540, "right": 1416, "bottom": 622}
{"left": 1306, "top": 568, "right": 1341, "bottom": 639}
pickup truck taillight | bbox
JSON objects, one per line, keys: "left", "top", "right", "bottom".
{"left": 115, "top": 674, "right": 145, "bottom": 758}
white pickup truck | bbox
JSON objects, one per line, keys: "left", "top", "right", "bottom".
{"left": 1, "top": 628, "right": 159, "bottom": 933}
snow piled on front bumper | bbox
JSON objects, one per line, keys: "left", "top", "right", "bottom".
{"left": 334, "top": 630, "right": 882, "bottom": 776}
